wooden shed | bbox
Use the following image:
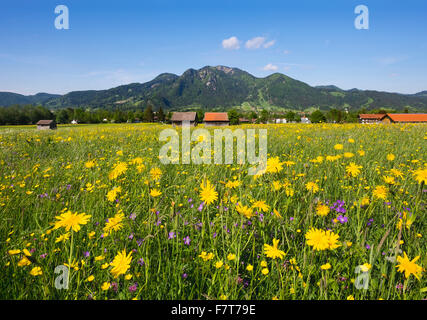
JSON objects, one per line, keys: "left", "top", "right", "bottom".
{"left": 36, "top": 120, "right": 57, "bottom": 130}
{"left": 171, "top": 112, "right": 198, "bottom": 127}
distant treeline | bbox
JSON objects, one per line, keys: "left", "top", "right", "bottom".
{"left": 0, "top": 105, "right": 54, "bottom": 125}
{"left": 0, "top": 103, "right": 404, "bottom": 126}
{"left": 0, "top": 104, "right": 165, "bottom": 125}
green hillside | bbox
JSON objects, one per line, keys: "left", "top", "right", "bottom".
{"left": 1, "top": 66, "right": 427, "bottom": 112}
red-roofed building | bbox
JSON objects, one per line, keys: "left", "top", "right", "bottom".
{"left": 382, "top": 113, "right": 427, "bottom": 123}
{"left": 203, "top": 112, "right": 229, "bottom": 126}
{"left": 358, "top": 114, "right": 387, "bottom": 124}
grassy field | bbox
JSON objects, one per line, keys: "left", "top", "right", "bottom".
{"left": 0, "top": 123, "right": 426, "bottom": 300}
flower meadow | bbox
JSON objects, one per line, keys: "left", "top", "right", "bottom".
{"left": 0, "top": 123, "right": 426, "bottom": 300}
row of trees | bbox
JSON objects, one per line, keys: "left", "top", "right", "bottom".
{"left": 0, "top": 105, "right": 54, "bottom": 125}
{"left": 54, "top": 105, "right": 166, "bottom": 124}
{"left": 226, "top": 108, "right": 360, "bottom": 124}
{"left": 0, "top": 104, "right": 410, "bottom": 126}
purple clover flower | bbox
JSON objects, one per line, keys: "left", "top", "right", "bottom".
{"left": 129, "top": 283, "right": 138, "bottom": 293}
{"left": 183, "top": 236, "right": 191, "bottom": 245}
{"left": 168, "top": 232, "right": 176, "bottom": 239}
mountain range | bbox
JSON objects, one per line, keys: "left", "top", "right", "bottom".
{"left": 1, "top": 66, "right": 427, "bottom": 112}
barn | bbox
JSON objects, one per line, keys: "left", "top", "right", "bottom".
{"left": 382, "top": 113, "right": 427, "bottom": 124}
{"left": 358, "top": 114, "right": 387, "bottom": 124}
{"left": 36, "top": 120, "right": 57, "bottom": 130}
{"left": 203, "top": 113, "right": 229, "bottom": 127}
{"left": 171, "top": 112, "right": 197, "bottom": 127}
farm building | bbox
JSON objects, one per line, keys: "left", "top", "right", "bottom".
{"left": 358, "top": 114, "right": 387, "bottom": 124}
{"left": 275, "top": 119, "right": 287, "bottom": 124}
{"left": 301, "top": 117, "right": 311, "bottom": 124}
{"left": 203, "top": 113, "right": 229, "bottom": 126}
{"left": 382, "top": 113, "right": 427, "bottom": 124}
{"left": 36, "top": 120, "right": 57, "bottom": 130}
{"left": 171, "top": 112, "right": 198, "bottom": 127}
{"left": 239, "top": 118, "right": 250, "bottom": 124}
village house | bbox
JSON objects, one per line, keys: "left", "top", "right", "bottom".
{"left": 381, "top": 113, "right": 427, "bottom": 124}
{"left": 301, "top": 117, "right": 311, "bottom": 124}
{"left": 275, "top": 119, "right": 287, "bottom": 124}
{"left": 171, "top": 112, "right": 198, "bottom": 127}
{"left": 203, "top": 112, "right": 229, "bottom": 126}
{"left": 239, "top": 118, "right": 250, "bottom": 124}
{"left": 36, "top": 120, "right": 57, "bottom": 130}
{"left": 358, "top": 114, "right": 387, "bottom": 124}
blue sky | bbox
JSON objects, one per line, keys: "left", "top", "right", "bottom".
{"left": 0, "top": 0, "right": 426, "bottom": 95}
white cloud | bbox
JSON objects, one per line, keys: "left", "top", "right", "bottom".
{"left": 245, "top": 37, "right": 266, "bottom": 49}
{"left": 222, "top": 36, "right": 240, "bottom": 50}
{"left": 263, "top": 63, "right": 278, "bottom": 71}
{"left": 283, "top": 50, "right": 291, "bottom": 54}
{"left": 263, "top": 40, "right": 276, "bottom": 48}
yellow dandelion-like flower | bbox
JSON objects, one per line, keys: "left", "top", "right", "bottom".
{"left": 360, "top": 263, "right": 372, "bottom": 272}
{"left": 199, "top": 180, "right": 218, "bottom": 206}
{"left": 306, "top": 182, "right": 319, "bottom": 193}
{"left": 101, "top": 282, "right": 111, "bottom": 291}
{"left": 103, "top": 213, "right": 125, "bottom": 236}
{"left": 227, "top": 253, "right": 236, "bottom": 261}
{"left": 53, "top": 211, "right": 91, "bottom": 233}
{"left": 264, "top": 238, "right": 286, "bottom": 260}
{"left": 346, "top": 163, "right": 362, "bottom": 177}
{"left": 396, "top": 252, "right": 423, "bottom": 280}
{"left": 266, "top": 156, "right": 284, "bottom": 173}
{"left": 110, "top": 249, "right": 132, "bottom": 278}
{"left": 334, "top": 144, "right": 343, "bottom": 150}
{"left": 149, "top": 167, "right": 162, "bottom": 181}
{"left": 325, "top": 230, "right": 341, "bottom": 250}
{"left": 320, "top": 263, "right": 331, "bottom": 270}
{"left": 236, "top": 204, "right": 254, "bottom": 219}
{"left": 386, "top": 154, "right": 395, "bottom": 161}
{"left": 225, "top": 180, "right": 241, "bottom": 189}
{"left": 306, "top": 228, "right": 336, "bottom": 251}
{"left": 383, "top": 176, "right": 395, "bottom": 185}
{"left": 198, "top": 251, "right": 214, "bottom": 262}
{"left": 108, "top": 162, "right": 128, "bottom": 180}
{"left": 30, "top": 266, "right": 43, "bottom": 276}
{"left": 55, "top": 232, "right": 70, "bottom": 243}
{"left": 106, "top": 186, "right": 122, "bottom": 202}
{"left": 316, "top": 203, "right": 330, "bottom": 217}
{"left": 252, "top": 200, "right": 270, "bottom": 213}
{"left": 373, "top": 185, "right": 388, "bottom": 200}
{"left": 17, "top": 256, "right": 31, "bottom": 267}
{"left": 84, "top": 160, "right": 96, "bottom": 169}
{"left": 150, "top": 188, "right": 162, "bottom": 197}
{"left": 413, "top": 168, "right": 427, "bottom": 185}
